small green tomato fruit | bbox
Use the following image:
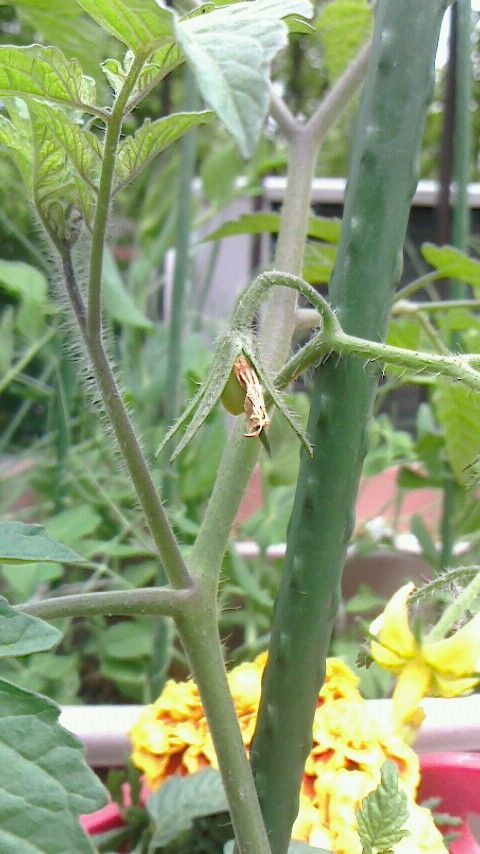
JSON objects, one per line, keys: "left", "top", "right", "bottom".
{"left": 221, "top": 367, "right": 246, "bottom": 415}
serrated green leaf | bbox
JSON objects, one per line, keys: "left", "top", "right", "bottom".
{"left": 0, "top": 45, "right": 97, "bottom": 113}
{"left": 0, "top": 114, "right": 32, "bottom": 185}
{"left": 421, "top": 243, "right": 480, "bottom": 288}
{"left": 203, "top": 212, "right": 341, "bottom": 243}
{"left": 0, "top": 522, "right": 86, "bottom": 565}
{"left": 433, "top": 380, "right": 480, "bottom": 484}
{"left": 100, "top": 56, "right": 129, "bottom": 96}
{"left": 0, "top": 598, "right": 61, "bottom": 658}
{"left": 74, "top": 0, "right": 175, "bottom": 53}
{"left": 102, "top": 46, "right": 181, "bottom": 105}
{"left": 128, "top": 42, "right": 184, "bottom": 110}
{"left": 176, "top": 0, "right": 313, "bottom": 157}
{"left": 356, "top": 761, "right": 410, "bottom": 852}
{"left": 29, "top": 103, "right": 95, "bottom": 238}
{"left": 317, "top": 0, "right": 372, "bottom": 83}
{"left": 8, "top": 0, "right": 111, "bottom": 84}
{"left": 28, "top": 101, "right": 102, "bottom": 191}
{"left": 147, "top": 769, "right": 229, "bottom": 848}
{"left": 0, "top": 678, "right": 107, "bottom": 853}
{"left": 114, "top": 110, "right": 213, "bottom": 191}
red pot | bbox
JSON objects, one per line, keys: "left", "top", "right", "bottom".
{"left": 82, "top": 753, "right": 480, "bottom": 852}
{"left": 418, "top": 753, "right": 480, "bottom": 854}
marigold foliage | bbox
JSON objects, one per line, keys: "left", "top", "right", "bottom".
{"left": 130, "top": 655, "right": 447, "bottom": 853}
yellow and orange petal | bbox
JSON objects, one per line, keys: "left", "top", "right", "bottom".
{"left": 318, "top": 657, "right": 363, "bottom": 704}
{"left": 391, "top": 659, "right": 431, "bottom": 726}
{"left": 369, "top": 582, "right": 417, "bottom": 669}
{"left": 130, "top": 653, "right": 446, "bottom": 852}
{"left": 424, "top": 613, "right": 480, "bottom": 679}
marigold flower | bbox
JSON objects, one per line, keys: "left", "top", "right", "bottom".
{"left": 370, "top": 582, "right": 480, "bottom": 726}
{"left": 130, "top": 653, "right": 447, "bottom": 853}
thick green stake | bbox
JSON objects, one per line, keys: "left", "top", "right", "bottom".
{"left": 249, "top": 2, "right": 448, "bottom": 852}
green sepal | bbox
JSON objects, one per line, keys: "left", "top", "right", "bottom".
{"left": 156, "top": 335, "right": 242, "bottom": 462}
{"left": 258, "top": 427, "right": 272, "bottom": 456}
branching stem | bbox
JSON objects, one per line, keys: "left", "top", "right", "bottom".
{"left": 426, "top": 569, "right": 480, "bottom": 642}
{"left": 277, "top": 326, "right": 480, "bottom": 393}
{"left": 305, "top": 39, "right": 371, "bottom": 146}
{"left": 87, "top": 53, "right": 146, "bottom": 339}
{"left": 18, "top": 587, "right": 188, "bottom": 620}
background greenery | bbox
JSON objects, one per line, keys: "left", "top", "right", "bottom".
{"left": 0, "top": 0, "right": 479, "bottom": 706}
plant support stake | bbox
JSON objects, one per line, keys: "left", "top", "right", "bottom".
{"left": 249, "top": 2, "right": 449, "bottom": 851}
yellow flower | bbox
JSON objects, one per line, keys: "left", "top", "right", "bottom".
{"left": 130, "top": 653, "right": 447, "bottom": 853}
{"left": 370, "top": 582, "right": 480, "bottom": 725}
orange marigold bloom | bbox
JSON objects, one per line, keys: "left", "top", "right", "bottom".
{"left": 130, "top": 655, "right": 447, "bottom": 853}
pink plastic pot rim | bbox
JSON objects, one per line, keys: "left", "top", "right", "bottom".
{"left": 81, "top": 751, "right": 480, "bottom": 836}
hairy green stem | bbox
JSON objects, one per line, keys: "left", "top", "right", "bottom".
{"left": 305, "top": 39, "right": 371, "bottom": 147}
{"left": 410, "top": 565, "right": 480, "bottom": 604}
{"left": 249, "top": 3, "right": 448, "bottom": 850}
{"left": 62, "top": 253, "right": 192, "bottom": 590}
{"left": 87, "top": 53, "right": 145, "bottom": 339}
{"left": 259, "top": 128, "right": 318, "bottom": 366}
{"left": 426, "top": 567, "right": 480, "bottom": 642}
{"left": 17, "top": 587, "right": 187, "bottom": 620}
{"left": 277, "top": 325, "right": 480, "bottom": 394}
{"left": 177, "top": 607, "right": 272, "bottom": 854}
{"left": 61, "top": 55, "right": 194, "bottom": 591}
{"left": 89, "top": 336, "right": 192, "bottom": 590}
